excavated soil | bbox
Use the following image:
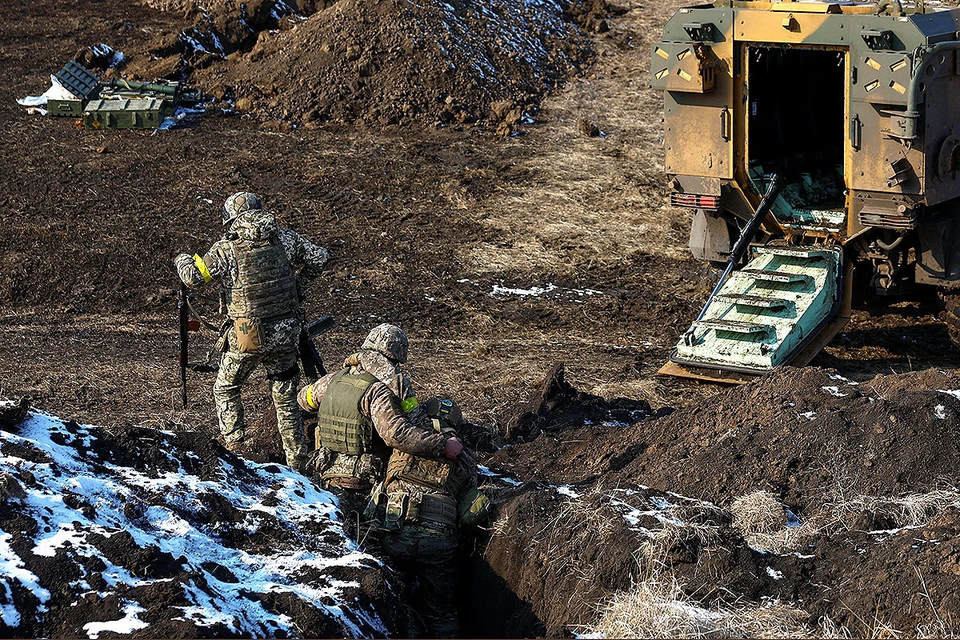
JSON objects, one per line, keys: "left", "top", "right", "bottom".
{"left": 4, "top": 0, "right": 960, "bottom": 637}
{"left": 476, "top": 366, "right": 960, "bottom": 636}
{"left": 489, "top": 366, "right": 960, "bottom": 506}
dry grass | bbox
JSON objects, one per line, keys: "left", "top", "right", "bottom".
{"left": 584, "top": 571, "right": 829, "bottom": 639}
{"left": 829, "top": 490, "right": 960, "bottom": 531}
{"left": 729, "top": 491, "right": 818, "bottom": 554}
{"left": 727, "top": 488, "right": 960, "bottom": 555}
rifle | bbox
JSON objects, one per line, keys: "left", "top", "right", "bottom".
{"left": 299, "top": 315, "right": 336, "bottom": 384}
{"left": 177, "top": 282, "right": 202, "bottom": 408}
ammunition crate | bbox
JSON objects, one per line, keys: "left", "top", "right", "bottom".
{"left": 46, "top": 99, "right": 84, "bottom": 117}
{"left": 83, "top": 98, "right": 170, "bottom": 130}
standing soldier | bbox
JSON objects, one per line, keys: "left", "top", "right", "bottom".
{"left": 297, "top": 324, "right": 464, "bottom": 536}
{"left": 379, "top": 398, "right": 489, "bottom": 639}
{"left": 175, "top": 192, "right": 329, "bottom": 469}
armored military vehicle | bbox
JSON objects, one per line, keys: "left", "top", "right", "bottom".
{"left": 654, "top": 0, "right": 960, "bottom": 382}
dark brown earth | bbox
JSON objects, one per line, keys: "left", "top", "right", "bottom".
{"left": 0, "top": 410, "right": 401, "bottom": 638}
{"left": 3, "top": 0, "right": 960, "bottom": 637}
{"left": 477, "top": 366, "right": 960, "bottom": 636}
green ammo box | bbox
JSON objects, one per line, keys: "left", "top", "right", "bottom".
{"left": 82, "top": 98, "right": 170, "bottom": 129}
{"left": 46, "top": 99, "right": 85, "bottom": 117}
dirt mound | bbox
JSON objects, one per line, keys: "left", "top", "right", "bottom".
{"left": 501, "top": 362, "right": 654, "bottom": 441}
{"left": 472, "top": 366, "right": 960, "bottom": 636}
{"left": 191, "top": 0, "right": 595, "bottom": 129}
{"left": 0, "top": 411, "right": 400, "bottom": 637}
{"left": 488, "top": 366, "right": 960, "bottom": 507}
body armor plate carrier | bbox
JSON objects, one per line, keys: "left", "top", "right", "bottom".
{"left": 224, "top": 237, "right": 299, "bottom": 320}
{"left": 317, "top": 370, "right": 378, "bottom": 455}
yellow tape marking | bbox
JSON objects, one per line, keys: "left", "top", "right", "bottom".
{"left": 193, "top": 254, "right": 212, "bottom": 283}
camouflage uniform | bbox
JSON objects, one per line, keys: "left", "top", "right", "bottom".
{"left": 380, "top": 409, "right": 480, "bottom": 639}
{"left": 175, "top": 208, "right": 328, "bottom": 468}
{"left": 297, "top": 364, "right": 447, "bottom": 536}
{"left": 342, "top": 350, "right": 418, "bottom": 409}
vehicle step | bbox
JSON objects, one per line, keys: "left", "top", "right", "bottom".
{"left": 692, "top": 319, "right": 775, "bottom": 336}
{"left": 754, "top": 247, "right": 828, "bottom": 260}
{"left": 714, "top": 294, "right": 794, "bottom": 310}
{"left": 739, "top": 269, "right": 814, "bottom": 285}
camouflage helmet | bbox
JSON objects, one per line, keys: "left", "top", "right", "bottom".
{"left": 362, "top": 323, "right": 409, "bottom": 364}
{"left": 221, "top": 191, "right": 262, "bottom": 225}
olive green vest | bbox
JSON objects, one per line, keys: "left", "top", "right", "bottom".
{"left": 224, "top": 237, "right": 299, "bottom": 320}
{"left": 317, "top": 370, "right": 378, "bottom": 455}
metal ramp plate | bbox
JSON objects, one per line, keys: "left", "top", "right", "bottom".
{"left": 714, "top": 294, "right": 793, "bottom": 310}
{"left": 739, "top": 269, "right": 813, "bottom": 285}
{"left": 665, "top": 248, "right": 842, "bottom": 375}
{"left": 692, "top": 319, "right": 774, "bottom": 336}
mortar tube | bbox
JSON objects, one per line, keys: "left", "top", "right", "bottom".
{"left": 903, "top": 40, "right": 960, "bottom": 140}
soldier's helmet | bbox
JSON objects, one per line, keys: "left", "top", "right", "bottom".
{"left": 362, "top": 323, "right": 409, "bottom": 364}
{"left": 221, "top": 192, "right": 262, "bottom": 225}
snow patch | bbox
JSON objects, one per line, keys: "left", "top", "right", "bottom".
{"left": 821, "top": 386, "right": 848, "bottom": 398}
{"left": 83, "top": 602, "right": 148, "bottom": 639}
{"left": 0, "top": 411, "right": 387, "bottom": 637}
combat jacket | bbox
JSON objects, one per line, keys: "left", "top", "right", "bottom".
{"left": 383, "top": 409, "right": 479, "bottom": 530}
{"left": 343, "top": 350, "right": 418, "bottom": 411}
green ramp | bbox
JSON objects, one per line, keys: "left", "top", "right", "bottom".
{"left": 672, "top": 247, "right": 842, "bottom": 374}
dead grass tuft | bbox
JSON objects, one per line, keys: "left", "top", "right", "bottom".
{"left": 727, "top": 488, "right": 960, "bottom": 555}
{"left": 584, "top": 572, "right": 822, "bottom": 639}
{"left": 730, "top": 491, "right": 785, "bottom": 536}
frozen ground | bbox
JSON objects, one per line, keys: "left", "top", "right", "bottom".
{"left": 0, "top": 408, "right": 392, "bottom": 638}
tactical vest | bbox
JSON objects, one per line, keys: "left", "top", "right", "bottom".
{"left": 224, "top": 237, "right": 299, "bottom": 320}
{"left": 317, "top": 370, "right": 378, "bottom": 455}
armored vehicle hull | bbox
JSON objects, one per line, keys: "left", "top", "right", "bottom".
{"left": 655, "top": 0, "right": 960, "bottom": 381}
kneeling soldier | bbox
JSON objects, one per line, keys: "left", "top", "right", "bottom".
{"left": 379, "top": 398, "right": 490, "bottom": 638}
{"left": 297, "top": 324, "right": 463, "bottom": 537}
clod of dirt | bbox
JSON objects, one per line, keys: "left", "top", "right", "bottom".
{"left": 0, "top": 473, "right": 26, "bottom": 503}
{"left": 501, "top": 362, "right": 651, "bottom": 441}
{"left": 578, "top": 116, "right": 601, "bottom": 137}
{"left": 0, "top": 397, "right": 30, "bottom": 433}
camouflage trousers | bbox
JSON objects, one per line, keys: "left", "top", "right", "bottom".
{"left": 382, "top": 523, "right": 460, "bottom": 638}
{"left": 213, "top": 345, "right": 306, "bottom": 468}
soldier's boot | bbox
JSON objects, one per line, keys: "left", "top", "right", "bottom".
{"left": 223, "top": 430, "right": 247, "bottom": 454}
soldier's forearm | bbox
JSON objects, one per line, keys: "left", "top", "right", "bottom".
{"left": 174, "top": 253, "right": 207, "bottom": 288}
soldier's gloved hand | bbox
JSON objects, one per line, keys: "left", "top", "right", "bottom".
{"left": 443, "top": 437, "right": 463, "bottom": 460}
